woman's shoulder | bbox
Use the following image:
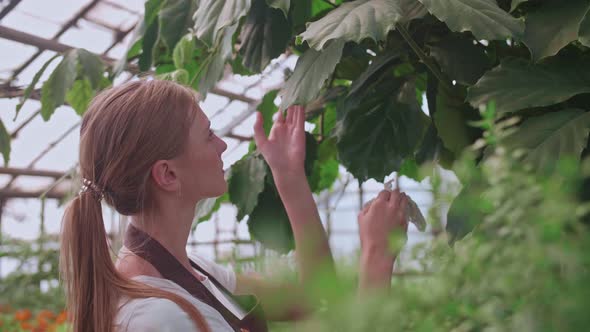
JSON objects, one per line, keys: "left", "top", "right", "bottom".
{"left": 116, "top": 276, "right": 233, "bottom": 331}
{"left": 116, "top": 296, "right": 198, "bottom": 331}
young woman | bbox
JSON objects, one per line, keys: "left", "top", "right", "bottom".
{"left": 60, "top": 79, "right": 408, "bottom": 332}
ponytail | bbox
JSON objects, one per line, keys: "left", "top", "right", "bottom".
{"left": 60, "top": 193, "right": 211, "bottom": 332}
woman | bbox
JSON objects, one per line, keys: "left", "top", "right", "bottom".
{"left": 60, "top": 80, "right": 408, "bottom": 332}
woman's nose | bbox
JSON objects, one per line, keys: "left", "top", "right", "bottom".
{"left": 218, "top": 137, "right": 227, "bottom": 154}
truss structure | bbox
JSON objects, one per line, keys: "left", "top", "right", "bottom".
{"left": 0, "top": 0, "right": 439, "bottom": 273}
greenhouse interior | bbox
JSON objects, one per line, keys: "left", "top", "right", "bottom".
{"left": 1, "top": 0, "right": 590, "bottom": 331}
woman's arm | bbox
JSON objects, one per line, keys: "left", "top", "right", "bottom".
{"left": 236, "top": 106, "right": 335, "bottom": 320}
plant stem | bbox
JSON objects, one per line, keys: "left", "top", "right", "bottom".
{"left": 396, "top": 23, "right": 453, "bottom": 92}
{"left": 321, "top": 0, "right": 338, "bottom": 8}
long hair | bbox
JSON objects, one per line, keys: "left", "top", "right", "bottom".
{"left": 60, "top": 80, "right": 210, "bottom": 332}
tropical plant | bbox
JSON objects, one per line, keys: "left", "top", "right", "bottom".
{"left": 12, "top": 0, "right": 590, "bottom": 250}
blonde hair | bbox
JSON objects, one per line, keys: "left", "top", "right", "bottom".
{"left": 60, "top": 80, "right": 210, "bottom": 332}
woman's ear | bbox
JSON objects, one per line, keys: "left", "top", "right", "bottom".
{"left": 150, "top": 160, "right": 180, "bottom": 192}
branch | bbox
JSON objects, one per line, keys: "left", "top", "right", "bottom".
{"left": 396, "top": 24, "right": 453, "bottom": 93}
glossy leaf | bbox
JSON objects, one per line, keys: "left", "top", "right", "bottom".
{"left": 173, "top": 34, "right": 195, "bottom": 69}
{"left": 266, "top": 0, "right": 290, "bottom": 17}
{"left": 193, "top": 0, "right": 251, "bottom": 47}
{"left": 523, "top": 0, "right": 590, "bottom": 61}
{"left": 348, "top": 50, "right": 400, "bottom": 96}
{"left": 247, "top": 185, "right": 294, "bottom": 253}
{"left": 279, "top": 39, "right": 345, "bottom": 110}
{"left": 510, "top": 0, "right": 528, "bottom": 12}
{"left": 467, "top": 57, "right": 590, "bottom": 114}
{"left": 228, "top": 154, "right": 268, "bottom": 221}
{"left": 157, "top": 69, "right": 190, "bottom": 84}
{"left": 299, "top": 0, "right": 427, "bottom": 50}
{"left": 193, "top": 24, "right": 238, "bottom": 96}
{"left": 580, "top": 10, "right": 590, "bottom": 47}
{"left": 40, "top": 51, "right": 78, "bottom": 121}
{"left": 257, "top": 90, "right": 279, "bottom": 135}
{"left": 139, "top": 18, "right": 159, "bottom": 71}
{"left": 159, "top": 0, "right": 196, "bottom": 50}
{"left": 15, "top": 54, "right": 60, "bottom": 120}
{"left": 0, "top": 120, "right": 10, "bottom": 166}
{"left": 76, "top": 49, "right": 104, "bottom": 89}
{"left": 65, "top": 79, "right": 93, "bottom": 115}
{"left": 418, "top": 0, "right": 524, "bottom": 40}
{"left": 434, "top": 85, "right": 480, "bottom": 156}
{"left": 336, "top": 79, "right": 429, "bottom": 181}
{"left": 501, "top": 109, "right": 590, "bottom": 173}
{"left": 309, "top": 137, "right": 339, "bottom": 192}
{"left": 428, "top": 33, "right": 490, "bottom": 85}
{"left": 239, "top": 0, "right": 292, "bottom": 73}
{"left": 193, "top": 193, "right": 229, "bottom": 226}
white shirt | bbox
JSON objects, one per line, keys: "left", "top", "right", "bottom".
{"left": 115, "top": 250, "right": 243, "bottom": 332}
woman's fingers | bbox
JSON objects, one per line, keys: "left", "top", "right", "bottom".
{"left": 277, "top": 109, "right": 285, "bottom": 124}
{"left": 376, "top": 190, "right": 391, "bottom": 203}
{"left": 286, "top": 106, "right": 295, "bottom": 124}
{"left": 297, "top": 106, "right": 305, "bottom": 130}
{"left": 253, "top": 112, "right": 268, "bottom": 149}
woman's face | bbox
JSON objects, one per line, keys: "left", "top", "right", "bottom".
{"left": 173, "top": 105, "right": 228, "bottom": 201}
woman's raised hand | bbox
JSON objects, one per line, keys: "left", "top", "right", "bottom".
{"left": 253, "top": 105, "right": 306, "bottom": 176}
{"left": 357, "top": 189, "right": 409, "bottom": 293}
{"left": 358, "top": 189, "right": 409, "bottom": 255}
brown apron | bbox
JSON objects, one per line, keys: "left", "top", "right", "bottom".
{"left": 124, "top": 224, "right": 268, "bottom": 332}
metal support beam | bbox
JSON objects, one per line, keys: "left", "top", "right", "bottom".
{"left": 0, "top": 0, "right": 21, "bottom": 21}
{"left": 0, "top": 188, "right": 67, "bottom": 199}
{"left": 10, "top": 0, "right": 101, "bottom": 80}
{"left": 0, "top": 24, "right": 117, "bottom": 63}
{"left": 0, "top": 167, "right": 66, "bottom": 178}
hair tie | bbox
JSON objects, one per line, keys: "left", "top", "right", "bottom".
{"left": 79, "top": 178, "right": 105, "bottom": 202}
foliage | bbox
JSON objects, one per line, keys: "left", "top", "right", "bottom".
{"left": 12, "top": 0, "right": 590, "bottom": 251}
{"left": 0, "top": 236, "right": 65, "bottom": 313}
{"left": 267, "top": 104, "right": 590, "bottom": 331}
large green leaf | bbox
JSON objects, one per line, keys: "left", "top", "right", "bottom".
{"left": 228, "top": 154, "right": 268, "bottom": 221}
{"left": 523, "top": 0, "right": 590, "bottom": 62}
{"left": 113, "top": 0, "right": 164, "bottom": 76}
{"left": 239, "top": 0, "right": 291, "bottom": 73}
{"left": 156, "top": 69, "right": 190, "bottom": 84}
{"left": 247, "top": 185, "right": 294, "bottom": 253}
{"left": 257, "top": 90, "right": 279, "bottom": 135}
{"left": 434, "top": 85, "right": 481, "bottom": 156}
{"left": 139, "top": 18, "right": 160, "bottom": 71}
{"left": 193, "top": 0, "right": 251, "bottom": 47}
{"left": 348, "top": 50, "right": 400, "bottom": 96}
{"left": 501, "top": 109, "right": 590, "bottom": 173}
{"left": 193, "top": 192, "right": 229, "bottom": 226}
{"left": 299, "top": 0, "right": 427, "bottom": 50}
{"left": 467, "top": 57, "right": 590, "bottom": 114}
{"left": 159, "top": 0, "right": 196, "bottom": 50}
{"left": 279, "top": 39, "right": 345, "bottom": 110}
{"left": 15, "top": 54, "right": 60, "bottom": 120}
{"left": 335, "top": 79, "right": 429, "bottom": 181}
{"left": 418, "top": 0, "right": 524, "bottom": 40}
{"left": 266, "top": 0, "right": 290, "bottom": 17}
{"left": 428, "top": 33, "right": 490, "bottom": 85}
{"left": 309, "top": 137, "right": 340, "bottom": 192}
{"left": 0, "top": 120, "right": 10, "bottom": 166}
{"left": 578, "top": 8, "right": 590, "bottom": 47}
{"left": 510, "top": 0, "right": 528, "bottom": 12}
{"left": 40, "top": 51, "right": 78, "bottom": 121}
{"left": 193, "top": 24, "right": 238, "bottom": 96}
{"left": 76, "top": 49, "right": 104, "bottom": 89}
{"left": 65, "top": 79, "right": 93, "bottom": 115}
{"left": 173, "top": 34, "right": 195, "bottom": 69}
